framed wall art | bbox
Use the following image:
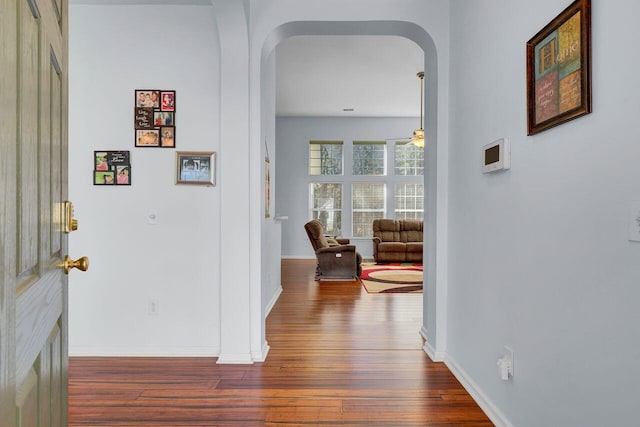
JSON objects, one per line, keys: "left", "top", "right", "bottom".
{"left": 175, "top": 151, "right": 215, "bottom": 186}
{"left": 135, "top": 89, "right": 176, "bottom": 147}
{"left": 94, "top": 150, "right": 131, "bottom": 185}
{"left": 526, "top": 0, "right": 591, "bottom": 135}
{"left": 265, "top": 155, "right": 271, "bottom": 218}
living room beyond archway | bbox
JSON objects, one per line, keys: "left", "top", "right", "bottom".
{"left": 258, "top": 20, "right": 445, "bottom": 361}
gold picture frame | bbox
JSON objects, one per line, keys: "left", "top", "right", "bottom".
{"left": 175, "top": 151, "right": 215, "bottom": 186}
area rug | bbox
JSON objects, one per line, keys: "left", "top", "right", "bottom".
{"left": 360, "top": 263, "right": 423, "bottom": 293}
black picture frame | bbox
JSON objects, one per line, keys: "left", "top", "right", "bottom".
{"left": 93, "top": 150, "right": 131, "bottom": 186}
{"left": 134, "top": 89, "right": 176, "bottom": 147}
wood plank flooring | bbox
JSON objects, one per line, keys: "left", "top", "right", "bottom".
{"left": 68, "top": 259, "right": 493, "bottom": 426}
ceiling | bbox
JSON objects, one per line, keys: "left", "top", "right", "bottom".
{"left": 276, "top": 35, "right": 424, "bottom": 117}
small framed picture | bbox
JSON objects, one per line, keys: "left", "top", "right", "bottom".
{"left": 94, "top": 170, "right": 115, "bottom": 185}
{"left": 160, "top": 91, "right": 175, "bottom": 112}
{"left": 93, "top": 150, "right": 131, "bottom": 186}
{"left": 115, "top": 165, "right": 131, "bottom": 185}
{"left": 135, "top": 129, "right": 160, "bottom": 147}
{"left": 176, "top": 151, "right": 215, "bottom": 186}
{"left": 95, "top": 151, "right": 110, "bottom": 171}
{"left": 153, "top": 111, "right": 174, "bottom": 126}
{"left": 160, "top": 127, "right": 175, "bottom": 147}
{"left": 135, "top": 90, "right": 160, "bottom": 108}
{"left": 135, "top": 107, "right": 154, "bottom": 129}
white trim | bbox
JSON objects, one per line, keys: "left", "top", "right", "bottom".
{"left": 420, "top": 325, "right": 428, "bottom": 341}
{"left": 69, "top": 346, "right": 219, "bottom": 357}
{"left": 444, "top": 355, "right": 514, "bottom": 427}
{"left": 252, "top": 342, "right": 270, "bottom": 362}
{"left": 422, "top": 339, "right": 445, "bottom": 362}
{"left": 216, "top": 353, "right": 254, "bottom": 364}
{"left": 265, "top": 286, "right": 283, "bottom": 317}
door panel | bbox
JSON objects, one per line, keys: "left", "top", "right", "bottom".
{"left": 1, "top": 0, "right": 69, "bottom": 426}
{"left": 16, "top": 369, "right": 38, "bottom": 427}
{"left": 51, "top": 63, "right": 63, "bottom": 257}
{"left": 17, "top": 0, "right": 40, "bottom": 278}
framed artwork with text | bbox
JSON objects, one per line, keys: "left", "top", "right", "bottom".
{"left": 526, "top": 0, "right": 591, "bottom": 135}
{"left": 135, "top": 89, "right": 176, "bottom": 147}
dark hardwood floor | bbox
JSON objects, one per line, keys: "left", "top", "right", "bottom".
{"left": 69, "top": 259, "right": 492, "bottom": 426}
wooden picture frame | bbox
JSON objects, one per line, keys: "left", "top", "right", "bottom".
{"left": 526, "top": 0, "right": 591, "bottom": 135}
{"left": 176, "top": 151, "right": 215, "bottom": 186}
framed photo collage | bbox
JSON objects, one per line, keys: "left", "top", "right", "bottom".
{"left": 134, "top": 89, "right": 176, "bottom": 148}
{"left": 94, "top": 150, "right": 131, "bottom": 185}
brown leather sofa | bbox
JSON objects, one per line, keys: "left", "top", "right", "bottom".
{"left": 372, "top": 219, "right": 423, "bottom": 263}
{"left": 304, "top": 220, "right": 363, "bottom": 280}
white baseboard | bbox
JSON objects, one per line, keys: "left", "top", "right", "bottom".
{"left": 69, "top": 346, "right": 219, "bottom": 357}
{"left": 420, "top": 325, "right": 428, "bottom": 341}
{"left": 281, "top": 255, "right": 315, "bottom": 259}
{"left": 444, "top": 355, "right": 514, "bottom": 427}
{"left": 421, "top": 328, "right": 446, "bottom": 362}
{"left": 216, "top": 353, "right": 255, "bottom": 364}
{"left": 265, "top": 286, "right": 283, "bottom": 317}
{"left": 252, "top": 342, "right": 270, "bottom": 362}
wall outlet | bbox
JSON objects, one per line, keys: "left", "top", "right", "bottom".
{"left": 497, "top": 346, "right": 514, "bottom": 381}
{"left": 148, "top": 298, "right": 160, "bottom": 315}
{"left": 503, "top": 346, "right": 514, "bottom": 376}
{"left": 629, "top": 201, "right": 640, "bottom": 242}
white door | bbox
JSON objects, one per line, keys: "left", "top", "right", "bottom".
{"left": 0, "top": 0, "right": 78, "bottom": 425}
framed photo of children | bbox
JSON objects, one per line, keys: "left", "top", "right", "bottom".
{"left": 135, "top": 89, "right": 176, "bottom": 147}
{"left": 94, "top": 150, "right": 131, "bottom": 185}
{"left": 526, "top": 0, "right": 591, "bottom": 135}
{"left": 175, "top": 151, "right": 215, "bottom": 186}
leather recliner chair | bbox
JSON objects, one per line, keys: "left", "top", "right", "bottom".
{"left": 304, "top": 220, "right": 362, "bottom": 280}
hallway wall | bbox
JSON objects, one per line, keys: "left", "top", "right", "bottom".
{"left": 447, "top": 1, "right": 640, "bottom": 425}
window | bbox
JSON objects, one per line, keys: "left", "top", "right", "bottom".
{"left": 310, "top": 183, "right": 342, "bottom": 235}
{"left": 352, "top": 183, "right": 385, "bottom": 237}
{"left": 353, "top": 141, "right": 385, "bottom": 175}
{"left": 394, "top": 142, "right": 424, "bottom": 176}
{"left": 309, "top": 141, "right": 343, "bottom": 175}
{"left": 395, "top": 183, "right": 424, "bottom": 220}
{"left": 307, "top": 138, "right": 424, "bottom": 238}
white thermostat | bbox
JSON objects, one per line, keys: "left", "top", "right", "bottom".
{"left": 482, "top": 138, "right": 511, "bottom": 173}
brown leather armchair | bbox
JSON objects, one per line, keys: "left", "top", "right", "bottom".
{"left": 304, "top": 220, "right": 362, "bottom": 280}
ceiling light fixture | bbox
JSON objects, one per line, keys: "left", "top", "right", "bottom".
{"left": 410, "top": 71, "right": 425, "bottom": 148}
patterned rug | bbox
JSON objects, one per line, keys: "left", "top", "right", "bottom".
{"left": 360, "top": 263, "right": 423, "bottom": 293}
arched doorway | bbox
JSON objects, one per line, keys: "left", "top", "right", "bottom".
{"left": 255, "top": 20, "right": 446, "bottom": 362}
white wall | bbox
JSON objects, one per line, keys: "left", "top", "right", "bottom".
{"left": 275, "top": 116, "right": 420, "bottom": 259}
{"left": 68, "top": 4, "right": 221, "bottom": 356}
{"left": 67, "top": 0, "right": 451, "bottom": 364}
{"left": 262, "top": 48, "right": 283, "bottom": 317}
{"left": 448, "top": 0, "right": 640, "bottom": 425}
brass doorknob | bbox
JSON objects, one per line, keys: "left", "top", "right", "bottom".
{"left": 63, "top": 256, "right": 89, "bottom": 274}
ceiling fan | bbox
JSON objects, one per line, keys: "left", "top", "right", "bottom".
{"left": 385, "top": 71, "right": 425, "bottom": 148}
